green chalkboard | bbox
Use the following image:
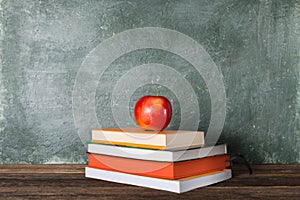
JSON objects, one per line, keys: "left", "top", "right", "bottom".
{"left": 0, "top": 0, "right": 299, "bottom": 164}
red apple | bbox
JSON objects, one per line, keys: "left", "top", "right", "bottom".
{"left": 134, "top": 92, "right": 172, "bottom": 131}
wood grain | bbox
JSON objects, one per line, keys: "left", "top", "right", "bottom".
{"left": 0, "top": 164, "right": 299, "bottom": 199}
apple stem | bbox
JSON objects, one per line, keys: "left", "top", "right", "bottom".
{"left": 157, "top": 90, "right": 160, "bottom": 96}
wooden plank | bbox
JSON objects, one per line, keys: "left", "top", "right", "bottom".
{"left": 0, "top": 186, "right": 299, "bottom": 200}
{"left": 0, "top": 172, "right": 299, "bottom": 187}
{"left": 0, "top": 164, "right": 299, "bottom": 199}
{"left": 0, "top": 164, "right": 299, "bottom": 173}
{"left": 0, "top": 164, "right": 84, "bottom": 173}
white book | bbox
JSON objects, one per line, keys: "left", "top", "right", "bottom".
{"left": 92, "top": 128, "right": 204, "bottom": 150}
{"left": 85, "top": 167, "right": 232, "bottom": 193}
{"left": 88, "top": 143, "right": 227, "bottom": 162}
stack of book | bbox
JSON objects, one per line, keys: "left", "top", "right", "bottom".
{"left": 85, "top": 128, "right": 231, "bottom": 193}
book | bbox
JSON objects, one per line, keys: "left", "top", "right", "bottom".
{"left": 85, "top": 167, "right": 232, "bottom": 193}
{"left": 88, "top": 153, "right": 230, "bottom": 179}
{"left": 88, "top": 143, "right": 227, "bottom": 162}
{"left": 91, "top": 128, "right": 204, "bottom": 150}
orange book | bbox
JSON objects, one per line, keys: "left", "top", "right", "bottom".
{"left": 88, "top": 153, "right": 230, "bottom": 180}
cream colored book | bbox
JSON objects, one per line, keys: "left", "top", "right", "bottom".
{"left": 85, "top": 167, "right": 232, "bottom": 193}
{"left": 91, "top": 128, "right": 205, "bottom": 150}
{"left": 88, "top": 143, "right": 227, "bottom": 162}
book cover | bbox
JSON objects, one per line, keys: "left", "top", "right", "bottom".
{"left": 88, "top": 143, "right": 227, "bottom": 162}
{"left": 85, "top": 167, "right": 232, "bottom": 193}
{"left": 92, "top": 128, "right": 204, "bottom": 150}
{"left": 88, "top": 153, "right": 230, "bottom": 179}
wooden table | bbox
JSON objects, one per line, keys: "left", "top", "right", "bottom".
{"left": 0, "top": 164, "right": 299, "bottom": 199}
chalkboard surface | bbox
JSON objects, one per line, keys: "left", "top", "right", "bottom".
{"left": 0, "top": 0, "right": 299, "bottom": 164}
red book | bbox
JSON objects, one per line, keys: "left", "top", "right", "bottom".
{"left": 88, "top": 153, "right": 230, "bottom": 180}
